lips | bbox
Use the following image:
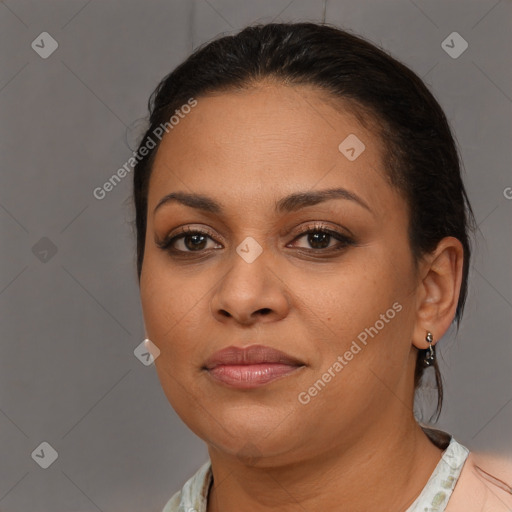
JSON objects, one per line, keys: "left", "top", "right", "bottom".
{"left": 204, "top": 345, "right": 304, "bottom": 369}
{"left": 203, "top": 345, "right": 305, "bottom": 389}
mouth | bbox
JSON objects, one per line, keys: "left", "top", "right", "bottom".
{"left": 203, "top": 344, "right": 306, "bottom": 389}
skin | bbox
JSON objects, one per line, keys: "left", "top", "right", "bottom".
{"left": 139, "top": 82, "right": 464, "bottom": 512}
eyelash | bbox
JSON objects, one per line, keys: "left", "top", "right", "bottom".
{"left": 156, "top": 223, "right": 355, "bottom": 255}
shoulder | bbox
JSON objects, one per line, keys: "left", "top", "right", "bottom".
{"left": 161, "top": 460, "right": 212, "bottom": 512}
{"left": 447, "top": 449, "right": 512, "bottom": 511}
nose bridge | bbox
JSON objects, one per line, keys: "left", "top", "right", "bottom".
{"left": 220, "top": 238, "right": 271, "bottom": 301}
{"left": 235, "top": 234, "right": 266, "bottom": 265}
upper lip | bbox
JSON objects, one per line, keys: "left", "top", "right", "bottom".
{"left": 203, "top": 344, "right": 305, "bottom": 369}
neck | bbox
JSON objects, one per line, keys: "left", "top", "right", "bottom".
{"left": 206, "top": 413, "right": 443, "bottom": 512}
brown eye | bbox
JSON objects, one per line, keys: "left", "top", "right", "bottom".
{"left": 156, "top": 227, "right": 222, "bottom": 253}
{"left": 177, "top": 232, "right": 209, "bottom": 251}
{"left": 290, "top": 226, "right": 354, "bottom": 252}
{"left": 301, "top": 231, "right": 333, "bottom": 249}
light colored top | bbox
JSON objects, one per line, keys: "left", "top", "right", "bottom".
{"left": 162, "top": 436, "right": 512, "bottom": 512}
{"left": 407, "top": 436, "right": 468, "bottom": 511}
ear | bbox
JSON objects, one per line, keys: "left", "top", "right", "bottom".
{"left": 412, "top": 236, "right": 464, "bottom": 349}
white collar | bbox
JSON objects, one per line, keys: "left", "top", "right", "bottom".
{"left": 163, "top": 437, "right": 469, "bottom": 512}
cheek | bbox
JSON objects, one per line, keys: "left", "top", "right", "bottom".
{"left": 139, "top": 259, "right": 208, "bottom": 420}
{"left": 292, "top": 249, "right": 415, "bottom": 391}
{"left": 294, "top": 253, "right": 406, "bottom": 342}
{"left": 139, "top": 253, "right": 218, "bottom": 378}
{"left": 141, "top": 253, "right": 199, "bottom": 336}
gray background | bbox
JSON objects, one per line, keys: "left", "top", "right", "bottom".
{"left": 0, "top": 0, "right": 511, "bottom": 510}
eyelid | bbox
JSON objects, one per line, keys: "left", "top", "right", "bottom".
{"left": 292, "top": 221, "right": 355, "bottom": 240}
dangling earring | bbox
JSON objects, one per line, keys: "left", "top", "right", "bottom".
{"left": 423, "top": 331, "right": 435, "bottom": 367}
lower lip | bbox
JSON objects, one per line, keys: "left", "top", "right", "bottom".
{"left": 206, "top": 363, "right": 303, "bottom": 389}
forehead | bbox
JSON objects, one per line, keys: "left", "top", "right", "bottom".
{"left": 147, "top": 83, "right": 398, "bottom": 219}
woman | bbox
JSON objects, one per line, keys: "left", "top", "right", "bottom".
{"left": 132, "top": 22, "right": 512, "bottom": 511}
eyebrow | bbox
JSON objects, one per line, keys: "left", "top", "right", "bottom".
{"left": 153, "top": 187, "right": 372, "bottom": 216}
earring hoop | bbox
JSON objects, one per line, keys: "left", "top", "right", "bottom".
{"left": 423, "top": 331, "right": 435, "bottom": 367}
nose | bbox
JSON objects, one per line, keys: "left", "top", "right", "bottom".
{"left": 209, "top": 249, "right": 290, "bottom": 326}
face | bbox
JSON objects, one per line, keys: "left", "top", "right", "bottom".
{"left": 139, "top": 83, "right": 422, "bottom": 466}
